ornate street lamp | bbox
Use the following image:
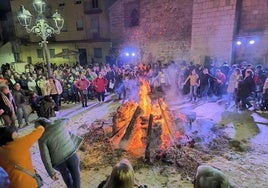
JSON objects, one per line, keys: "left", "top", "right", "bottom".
{"left": 17, "top": 0, "right": 64, "bottom": 76}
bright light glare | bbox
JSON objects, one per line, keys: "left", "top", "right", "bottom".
{"left": 131, "top": 53, "right": 135, "bottom": 56}
{"left": 125, "top": 53, "right": 129, "bottom": 56}
{"left": 236, "top": 41, "right": 242, "bottom": 45}
{"left": 249, "top": 40, "right": 255, "bottom": 44}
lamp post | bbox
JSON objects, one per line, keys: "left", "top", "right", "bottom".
{"left": 17, "top": 0, "right": 64, "bottom": 77}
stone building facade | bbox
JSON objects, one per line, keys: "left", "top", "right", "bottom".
{"left": 109, "top": 0, "right": 268, "bottom": 67}
{"left": 10, "top": 0, "right": 112, "bottom": 66}
{"left": 109, "top": 0, "right": 193, "bottom": 65}
{"left": 234, "top": 0, "right": 268, "bottom": 66}
{"left": 191, "top": 0, "right": 237, "bottom": 65}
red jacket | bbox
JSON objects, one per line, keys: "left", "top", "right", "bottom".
{"left": 93, "top": 77, "right": 108, "bottom": 92}
{"left": 74, "top": 79, "right": 91, "bottom": 90}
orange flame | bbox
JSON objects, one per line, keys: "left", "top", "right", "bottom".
{"left": 113, "top": 78, "right": 177, "bottom": 157}
{"left": 139, "top": 78, "right": 151, "bottom": 115}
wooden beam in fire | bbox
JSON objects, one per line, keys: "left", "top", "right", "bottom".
{"left": 145, "top": 114, "right": 154, "bottom": 163}
{"left": 119, "top": 106, "right": 143, "bottom": 149}
{"left": 157, "top": 98, "right": 174, "bottom": 137}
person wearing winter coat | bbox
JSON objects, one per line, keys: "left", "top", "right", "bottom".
{"left": 92, "top": 73, "right": 108, "bottom": 103}
{"left": 226, "top": 68, "right": 243, "bottom": 105}
{"left": 35, "top": 117, "right": 83, "bottom": 188}
{"left": 13, "top": 83, "right": 29, "bottom": 128}
{"left": 46, "top": 76, "right": 63, "bottom": 111}
{"left": 0, "top": 84, "right": 16, "bottom": 126}
{"left": 74, "top": 74, "right": 91, "bottom": 107}
{"left": 194, "top": 164, "right": 230, "bottom": 188}
{"left": 261, "top": 78, "right": 268, "bottom": 111}
{"left": 0, "top": 125, "right": 44, "bottom": 188}
{"left": 199, "top": 68, "right": 216, "bottom": 100}
{"left": 238, "top": 70, "right": 256, "bottom": 110}
{"left": 183, "top": 69, "right": 200, "bottom": 101}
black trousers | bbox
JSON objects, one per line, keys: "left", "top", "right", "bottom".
{"left": 96, "top": 92, "right": 105, "bottom": 102}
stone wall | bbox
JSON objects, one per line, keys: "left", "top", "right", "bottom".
{"left": 109, "top": 0, "right": 193, "bottom": 64}
{"left": 191, "top": 0, "right": 237, "bottom": 66}
{"left": 238, "top": 0, "right": 268, "bottom": 34}
{"left": 234, "top": 0, "right": 268, "bottom": 66}
{"left": 109, "top": 0, "right": 268, "bottom": 67}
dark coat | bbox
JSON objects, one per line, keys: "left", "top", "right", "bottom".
{"left": 239, "top": 76, "right": 255, "bottom": 98}
{"left": 0, "top": 93, "right": 16, "bottom": 116}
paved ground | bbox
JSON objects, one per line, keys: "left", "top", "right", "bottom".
{"left": 18, "top": 95, "right": 116, "bottom": 188}
{"left": 16, "top": 93, "right": 268, "bottom": 188}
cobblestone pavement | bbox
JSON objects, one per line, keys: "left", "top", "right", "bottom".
{"left": 18, "top": 96, "right": 116, "bottom": 188}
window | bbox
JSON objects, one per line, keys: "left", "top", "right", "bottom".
{"left": 124, "top": 2, "right": 140, "bottom": 28}
{"left": 58, "top": 0, "right": 65, "bottom": 6}
{"left": 49, "top": 49, "right": 55, "bottom": 58}
{"left": 75, "top": 0, "right": 81, "bottom": 4}
{"left": 92, "top": 0, "right": 99, "bottom": 8}
{"left": 94, "top": 48, "right": 102, "bottom": 58}
{"left": 129, "top": 9, "right": 139, "bottom": 27}
{"left": 76, "top": 20, "right": 84, "bottom": 31}
{"left": 37, "top": 49, "right": 44, "bottom": 58}
{"left": 91, "top": 16, "right": 99, "bottom": 38}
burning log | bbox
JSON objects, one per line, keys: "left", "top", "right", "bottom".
{"left": 145, "top": 114, "right": 154, "bottom": 163}
{"left": 119, "top": 106, "right": 143, "bottom": 150}
{"left": 158, "top": 98, "right": 175, "bottom": 149}
{"left": 111, "top": 102, "right": 137, "bottom": 136}
{"left": 158, "top": 98, "right": 173, "bottom": 136}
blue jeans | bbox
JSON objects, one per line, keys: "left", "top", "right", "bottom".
{"left": 17, "top": 104, "right": 29, "bottom": 125}
{"left": 189, "top": 85, "right": 198, "bottom": 100}
{"left": 55, "top": 153, "right": 80, "bottom": 188}
{"left": 51, "top": 94, "right": 60, "bottom": 111}
{"left": 201, "top": 85, "right": 209, "bottom": 99}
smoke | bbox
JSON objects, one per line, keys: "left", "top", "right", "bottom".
{"left": 164, "top": 63, "right": 183, "bottom": 101}
{"left": 124, "top": 78, "right": 140, "bottom": 102}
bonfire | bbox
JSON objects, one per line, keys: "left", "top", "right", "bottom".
{"left": 79, "top": 77, "right": 230, "bottom": 179}
{"left": 111, "top": 78, "right": 178, "bottom": 160}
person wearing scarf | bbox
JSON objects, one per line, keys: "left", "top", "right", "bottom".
{"left": 0, "top": 85, "right": 16, "bottom": 126}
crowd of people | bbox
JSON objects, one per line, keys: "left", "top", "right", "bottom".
{"left": 0, "top": 59, "right": 267, "bottom": 187}
{"left": 0, "top": 60, "right": 267, "bottom": 126}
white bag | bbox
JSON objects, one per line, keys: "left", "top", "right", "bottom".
{"left": 109, "top": 82, "right": 115, "bottom": 89}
